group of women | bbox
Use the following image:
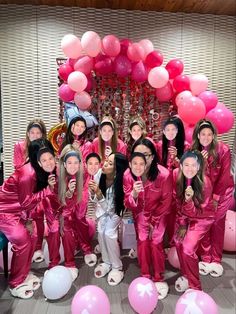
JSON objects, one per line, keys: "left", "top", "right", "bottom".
{"left": 0, "top": 112, "right": 234, "bottom": 300}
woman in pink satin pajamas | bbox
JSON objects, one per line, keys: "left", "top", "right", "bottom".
{"left": 173, "top": 150, "right": 215, "bottom": 292}
{"left": 191, "top": 119, "right": 234, "bottom": 277}
{"left": 0, "top": 139, "right": 56, "bottom": 299}
{"left": 123, "top": 138, "right": 172, "bottom": 300}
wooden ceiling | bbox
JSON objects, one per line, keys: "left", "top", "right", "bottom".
{"left": 0, "top": 0, "right": 235, "bottom": 16}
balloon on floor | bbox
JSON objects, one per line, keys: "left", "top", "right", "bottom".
{"left": 223, "top": 210, "right": 236, "bottom": 252}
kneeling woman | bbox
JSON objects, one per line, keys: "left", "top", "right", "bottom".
{"left": 88, "top": 153, "right": 128, "bottom": 286}
{"left": 173, "top": 150, "right": 215, "bottom": 292}
{"left": 0, "top": 139, "right": 56, "bottom": 299}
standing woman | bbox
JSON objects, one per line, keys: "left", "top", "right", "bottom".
{"left": 92, "top": 116, "right": 127, "bottom": 163}
{"left": 0, "top": 139, "right": 56, "bottom": 299}
{"left": 191, "top": 119, "right": 234, "bottom": 277}
{"left": 123, "top": 138, "right": 172, "bottom": 299}
{"left": 173, "top": 150, "right": 215, "bottom": 292}
{"left": 126, "top": 116, "right": 147, "bottom": 159}
{"left": 88, "top": 153, "right": 128, "bottom": 286}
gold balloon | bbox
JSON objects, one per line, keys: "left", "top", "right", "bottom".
{"left": 48, "top": 122, "right": 67, "bottom": 153}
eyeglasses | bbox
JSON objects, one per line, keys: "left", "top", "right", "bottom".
{"left": 143, "top": 153, "right": 153, "bottom": 160}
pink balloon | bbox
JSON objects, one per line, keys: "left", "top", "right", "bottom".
{"left": 206, "top": 104, "right": 234, "bottom": 134}
{"left": 173, "top": 75, "right": 190, "bottom": 93}
{"left": 74, "top": 91, "right": 91, "bottom": 110}
{"left": 145, "top": 50, "right": 164, "bottom": 68}
{"left": 190, "top": 74, "right": 208, "bottom": 96}
{"left": 61, "top": 34, "right": 82, "bottom": 59}
{"left": 114, "top": 54, "right": 132, "bottom": 77}
{"left": 127, "top": 43, "right": 145, "bottom": 62}
{"left": 165, "top": 59, "right": 184, "bottom": 79}
{"left": 131, "top": 61, "right": 148, "bottom": 83}
{"left": 68, "top": 71, "right": 88, "bottom": 92}
{"left": 175, "top": 290, "right": 219, "bottom": 314}
{"left": 184, "top": 124, "right": 195, "bottom": 144}
{"left": 120, "top": 38, "right": 133, "bottom": 55}
{"left": 73, "top": 56, "right": 94, "bottom": 75}
{"left": 148, "top": 66, "right": 169, "bottom": 88}
{"left": 198, "top": 90, "right": 218, "bottom": 113}
{"left": 128, "top": 277, "right": 158, "bottom": 314}
{"left": 71, "top": 285, "right": 110, "bottom": 314}
{"left": 94, "top": 54, "right": 113, "bottom": 75}
{"left": 87, "top": 218, "right": 96, "bottom": 239}
{"left": 139, "top": 39, "right": 154, "bottom": 59}
{"left": 58, "top": 63, "right": 74, "bottom": 82}
{"left": 81, "top": 31, "right": 101, "bottom": 57}
{"left": 167, "top": 247, "right": 180, "bottom": 269}
{"left": 155, "top": 81, "right": 174, "bottom": 102}
{"left": 102, "top": 34, "right": 121, "bottom": 57}
{"left": 178, "top": 96, "right": 206, "bottom": 125}
{"left": 223, "top": 210, "right": 236, "bottom": 252}
{"left": 58, "top": 83, "right": 75, "bottom": 102}
{"left": 175, "top": 91, "right": 192, "bottom": 106}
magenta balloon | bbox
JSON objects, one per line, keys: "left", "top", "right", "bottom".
{"left": 102, "top": 34, "right": 121, "bottom": 57}
{"left": 58, "top": 63, "right": 74, "bottom": 82}
{"left": 155, "top": 81, "right": 174, "bottom": 102}
{"left": 167, "top": 247, "right": 180, "bottom": 269}
{"left": 127, "top": 43, "right": 145, "bottom": 62}
{"left": 131, "top": 61, "right": 148, "bottom": 83}
{"left": 73, "top": 56, "right": 94, "bottom": 75}
{"left": 206, "top": 105, "right": 234, "bottom": 134}
{"left": 223, "top": 210, "right": 236, "bottom": 252}
{"left": 120, "top": 38, "right": 133, "bottom": 55}
{"left": 175, "top": 290, "right": 219, "bottom": 314}
{"left": 58, "top": 83, "right": 75, "bottom": 102}
{"left": 85, "top": 75, "right": 94, "bottom": 92}
{"left": 173, "top": 75, "right": 190, "bottom": 93}
{"left": 178, "top": 96, "right": 206, "bottom": 125}
{"left": 184, "top": 124, "right": 194, "bottom": 144}
{"left": 145, "top": 50, "right": 164, "bottom": 68}
{"left": 94, "top": 54, "right": 113, "bottom": 75}
{"left": 71, "top": 285, "right": 110, "bottom": 314}
{"left": 128, "top": 277, "right": 158, "bottom": 314}
{"left": 165, "top": 59, "right": 184, "bottom": 79}
{"left": 198, "top": 90, "right": 218, "bottom": 113}
{"left": 114, "top": 54, "right": 132, "bottom": 77}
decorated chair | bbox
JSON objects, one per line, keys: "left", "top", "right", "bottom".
{"left": 0, "top": 232, "right": 9, "bottom": 278}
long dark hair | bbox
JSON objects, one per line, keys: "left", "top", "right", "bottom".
{"left": 99, "top": 153, "right": 128, "bottom": 216}
{"left": 162, "top": 116, "right": 185, "bottom": 167}
{"left": 28, "top": 139, "right": 55, "bottom": 192}
{"left": 61, "top": 116, "right": 87, "bottom": 150}
{"left": 131, "top": 138, "right": 159, "bottom": 181}
{"left": 176, "top": 150, "right": 204, "bottom": 207}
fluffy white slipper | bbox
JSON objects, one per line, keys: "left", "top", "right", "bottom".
{"left": 210, "top": 262, "right": 224, "bottom": 277}
{"left": 67, "top": 267, "right": 79, "bottom": 282}
{"left": 25, "top": 273, "right": 41, "bottom": 291}
{"left": 32, "top": 250, "right": 44, "bottom": 263}
{"left": 84, "top": 253, "right": 97, "bottom": 267}
{"left": 128, "top": 248, "right": 137, "bottom": 259}
{"left": 155, "top": 281, "right": 169, "bottom": 300}
{"left": 9, "top": 283, "right": 34, "bottom": 299}
{"left": 94, "top": 263, "right": 111, "bottom": 278}
{"left": 199, "top": 261, "right": 212, "bottom": 276}
{"left": 175, "top": 276, "right": 189, "bottom": 292}
{"left": 107, "top": 269, "right": 124, "bottom": 286}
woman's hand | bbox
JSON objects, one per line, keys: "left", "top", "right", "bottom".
{"left": 185, "top": 186, "right": 194, "bottom": 202}
{"left": 201, "top": 149, "right": 208, "bottom": 160}
{"left": 148, "top": 224, "right": 154, "bottom": 240}
{"left": 25, "top": 219, "right": 34, "bottom": 235}
{"left": 132, "top": 181, "right": 144, "bottom": 199}
{"left": 68, "top": 179, "right": 76, "bottom": 193}
{"left": 88, "top": 180, "right": 103, "bottom": 200}
{"left": 72, "top": 141, "right": 80, "bottom": 151}
{"left": 175, "top": 225, "right": 187, "bottom": 241}
{"left": 105, "top": 145, "right": 112, "bottom": 157}
{"left": 168, "top": 146, "right": 177, "bottom": 158}
{"left": 59, "top": 215, "right": 64, "bottom": 237}
{"left": 48, "top": 174, "right": 56, "bottom": 190}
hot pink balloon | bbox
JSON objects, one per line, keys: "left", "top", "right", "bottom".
{"left": 127, "top": 43, "right": 145, "bottom": 62}
{"left": 120, "top": 38, "right": 133, "bottom": 55}
{"left": 102, "top": 34, "right": 121, "bottom": 57}
{"left": 74, "top": 91, "right": 91, "bottom": 110}
{"left": 145, "top": 50, "right": 164, "bottom": 68}
{"left": 61, "top": 34, "right": 82, "bottom": 59}
{"left": 198, "top": 90, "right": 218, "bottom": 113}
{"left": 167, "top": 247, "right": 180, "bottom": 269}
{"left": 73, "top": 56, "right": 94, "bottom": 75}
{"left": 148, "top": 66, "right": 169, "bottom": 88}
{"left": 175, "top": 290, "right": 219, "bottom": 314}
{"left": 139, "top": 39, "right": 154, "bottom": 59}
{"left": 223, "top": 210, "right": 236, "bottom": 252}
{"left": 178, "top": 96, "right": 206, "bottom": 125}
{"left": 85, "top": 74, "right": 94, "bottom": 92}
{"left": 206, "top": 104, "right": 234, "bottom": 134}
{"left": 58, "top": 63, "right": 74, "bottom": 82}
{"left": 81, "top": 31, "right": 101, "bottom": 57}
{"left": 58, "top": 83, "right": 75, "bottom": 102}
{"left": 184, "top": 124, "right": 195, "bottom": 144}
{"left": 71, "top": 285, "right": 110, "bottom": 314}
{"left": 190, "top": 74, "right": 208, "bottom": 96}
{"left": 155, "top": 81, "right": 174, "bottom": 102}
{"left": 175, "top": 91, "right": 192, "bottom": 107}
{"left": 68, "top": 71, "right": 88, "bottom": 92}
{"left": 173, "top": 75, "right": 190, "bottom": 93}
{"left": 114, "top": 54, "right": 132, "bottom": 77}
{"left": 165, "top": 59, "right": 184, "bottom": 79}
{"left": 131, "top": 61, "right": 148, "bottom": 83}
{"left": 128, "top": 277, "right": 158, "bottom": 314}
{"left": 95, "top": 54, "right": 113, "bottom": 75}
